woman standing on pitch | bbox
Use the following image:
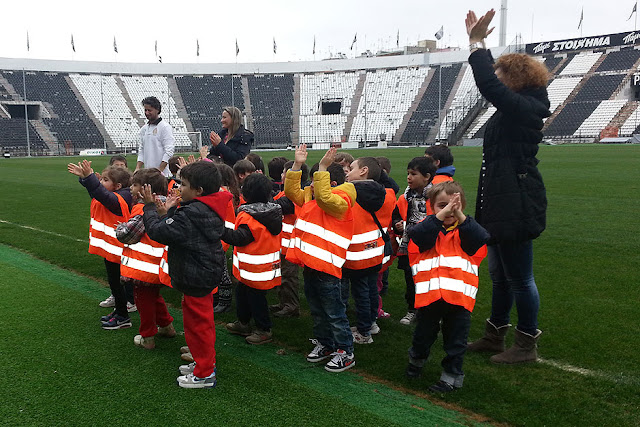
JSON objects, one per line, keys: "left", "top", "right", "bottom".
{"left": 208, "top": 106, "right": 254, "bottom": 167}
{"left": 464, "top": 9, "right": 550, "bottom": 364}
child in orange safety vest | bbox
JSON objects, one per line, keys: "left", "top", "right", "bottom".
{"left": 405, "top": 181, "right": 489, "bottom": 393}
{"left": 285, "top": 145, "right": 357, "bottom": 373}
{"left": 223, "top": 173, "right": 282, "bottom": 345}
{"left": 68, "top": 160, "right": 133, "bottom": 330}
{"left": 115, "top": 169, "right": 176, "bottom": 350}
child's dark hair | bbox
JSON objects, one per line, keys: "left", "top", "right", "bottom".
{"left": 407, "top": 157, "right": 437, "bottom": 179}
{"left": 216, "top": 163, "right": 241, "bottom": 209}
{"left": 102, "top": 166, "right": 132, "bottom": 189}
{"left": 132, "top": 168, "right": 168, "bottom": 196}
{"left": 142, "top": 96, "right": 162, "bottom": 113}
{"left": 233, "top": 159, "right": 256, "bottom": 176}
{"left": 179, "top": 162, "right": 221, "bottom": 196}
{"left": 354, "top": 157, "right": 381, "bottom": 181}
{"left": 268, "top": 156, "right": 288, "bottom": 181}
{"left": 241, "top": 173, "right": 272, "bottom": 204}
{"left": 245, "top": 153, "right": 265, "bottom": 173}
{"left": 168, "top": 156, "right": 181, "bottom": 176}
{"left": 375, "top": 156, "right": 391, "bottom": 173}
{"left": 428, "top": 181, "right": 466, "bottom": 210}
{"left": 327, "top": 163, "right": 346, "bottom": 185}
{"left": 424, "top": 145, "right": 454, "bottom": 167}
{"left": 283, "top": 160, "right": 309, "bottom": 183}
{"left": 309, "top": 163, "right": 319, "bottom": 177}
{"left": 109, "top": 155, "right": 127, "bottom": 168}
{"left": 334, "top": 152, "right": 354, "bottom": 165}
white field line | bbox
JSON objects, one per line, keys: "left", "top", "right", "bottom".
{"left": 0, "top": 219, "right": 87, "bottom": 243}
{"left": 538, "top": 358, "right": 639, "bottom": 385}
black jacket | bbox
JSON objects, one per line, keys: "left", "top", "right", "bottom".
{"left": 469, "top": 49, "right": 550, "bottom": 244}
{"left": 409, "top": 215, "right": 490, "bottom": 257}
{"left": 209, "top": 125, "right": 254, "bottom": 167}
{"left": 142, "top": 191, "right": 232, "bottom": 297}
{"left": 222, "top": 202, "right": 282, "bottom": 247}
{"left": 79, "top": 173, "right": 132, "bottom": 216}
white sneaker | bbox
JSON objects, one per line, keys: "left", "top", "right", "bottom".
{"left": 127, "top": 302, "right": 137, "bottom": 313}
{"left": 177, "top": 371, "right": 216, "bottom": 389}
{"left": 99, "top": 295, "right": 115, "bottom": 308}
{"left": 352, "top": 330, "right": 373, "bottom": 344}
{"left": 370, "top": 322, "right": 380, "bottom": 335}
{"left": 324, "top": 350, "right": 355, "bottom": 372}
{"left": 400, "top": 312, "right": 416, "bottom": 325}
{"left": 306, "top": 339, "right": 332, "bottom": 363}
{"left": 179, "top": 362, "right": 196, "bottom": 375}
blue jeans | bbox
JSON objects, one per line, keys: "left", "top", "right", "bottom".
{"left": 488, "top": 240, "right": 540, "bottom": 335}
{"left": 409, "top": 299, "right": 470, "bottom": 388}
{"left": 304, "top": 268, "right": 353, "bottom": 354}
{"left": 347, "top": 272, "right": 379, "bottom": 335}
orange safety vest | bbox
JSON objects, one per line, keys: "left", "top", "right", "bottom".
{"left": 222, "top": 196, "right": 236, "bottom": 252}
{"left": 285, "top": 189, "right": 354, "bottom": 278}
{"left": 274, "top": 191, "right": 297, "bottom": 255}
{"left": 431, "top": 174, "right": 454, "bottom": 185}
{"left": 88, "top": 195, "right": 130, "bottom": 263}
{"left": 408, "top": 227, "right": 487, "bottom": 312}
{"left": 120, "top": 204, "right": 166, "bottom": 285}
{"left": 158, "top": 248, "right": 173, "bottom": 288}
{"left": 378, "top": 188, "right": 398, "bottom": 272}
{"left": 232, "top": 211, "right": 282, "bottom": 290}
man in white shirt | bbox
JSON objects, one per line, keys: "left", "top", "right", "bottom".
{"left": 136, "top": 96, "right": 175, "bottom": 176}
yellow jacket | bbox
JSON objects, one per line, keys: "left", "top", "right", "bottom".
{"left": 284, "top": 170, "right": 356, "bottom": 220}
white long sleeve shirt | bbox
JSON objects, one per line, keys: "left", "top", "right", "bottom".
{"left": 137, "top": 118, "right": 175, "bottom": 176}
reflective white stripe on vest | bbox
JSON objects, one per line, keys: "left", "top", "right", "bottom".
{"left": 89, "top": 236, "right": 123, "bottom": 256}
{"left": 294, "top": 219, "right": 351, "bottom": 249}
{"left": 235, "top": 250, "right": 280, "bottom": 265}
{"left": 127, "top": 241, "right": 165, "bottom": 258}
{"left": 411, "top": 255, "right": 479, "bottom": 276}
{"left": 382, "top": 255, "right": 391, "bottom": 265}
{"left": 225, "top": 221, "right": 235, "bottom": 230}
{"left": 292, "top": 237, "right": 345, "bottom": 267}
{"left": 233, "top": 257, "right": 282, "bottom": 281}
{"left": 282, "top": 223, "right": 294, "bottom": 233}
{"left": 281, "top": 237, "right": 290, "bottom": 248}
{"left": 415, "top": 277, "right": 478, "bottom": 299}
{"left": 350, "top": 229, "right": 381, "bottom": 244}
{"left": 345, "top": 245, "right": 384, "bottom": 261}
{"left": 90, "top": 219, "right": 117, "bottom": 238}
{"left": 121, "top": 256, "right": 160, "bottom": 275}
{"left": 160, "top": 257, "right": 169, "bottom": 274}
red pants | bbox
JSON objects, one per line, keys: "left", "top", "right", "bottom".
{"left": 134, "top": 285, "right": 174, "bottom": 337}
{"left": 376, "top": 272, "right": 385, "bottom": 317}
{"left": 182, "top": 292, "right": 216, "bottom": 378}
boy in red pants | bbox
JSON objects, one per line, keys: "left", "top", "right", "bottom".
{"left": 142, "top": 162, "right": 231, "bottom": 389}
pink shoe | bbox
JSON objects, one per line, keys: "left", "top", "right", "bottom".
{"left": 378, "top": 310, "right": 391, "bottom": 319}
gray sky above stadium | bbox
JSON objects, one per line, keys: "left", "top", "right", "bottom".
{"left": 1, "top": 0, "right": 637, "bottom": 64}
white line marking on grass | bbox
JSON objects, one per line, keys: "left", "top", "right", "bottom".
{"left": 0, "top": 219, "right": 86, "bottom": 243}
{"left": 539, "top": 358, "right": 639, "bottom": 385}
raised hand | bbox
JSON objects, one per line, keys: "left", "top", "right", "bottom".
{"left": 465, "top": 9, "right": 495, "bottom": 43}
{"left": 141, "top": 184, "right": 156, "bottom": 205}
{"left": 199, "top": 145, "right": 209, "bottom": 160}
{"left": 187, "top": 154, "right": 197, "bottom": 164}
{"left": 177, "top": 156, "right": 188, "bottom": 169}
{"left": 293, "top": 143, "right": 308, "bottom": 169}
{"left": 67, "top": 159, "right": 92, "bottom": 178}
{"left": 210, "top": 131, "right": 222, "bottom": 147}
{"left": 318, "top": 146, "right": 337, "bottom": 171}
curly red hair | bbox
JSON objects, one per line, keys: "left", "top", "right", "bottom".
{"left": 494, "top": 53, "right": 550, "bottom": 92}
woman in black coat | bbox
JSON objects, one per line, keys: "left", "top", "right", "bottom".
{"left": 464, "top": 9, "right": 550, "bottom": 364}
{"left": 209, "top": 106, "right": 254, "bottom": 167}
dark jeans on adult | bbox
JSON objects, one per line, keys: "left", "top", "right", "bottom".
{"left": 349, "top": 271, "right": 379, "bottom": 335}
{"left": 277, "top": 256, "right": 300, "bottom": 311}
{"left": 104, "top": 259, "right": 128, "bottom": 317}
{"left": 303, "top": 267, "right": 353, "bottom": 354}
{"left": 398, "top": 256, "right": 416, "bottom": 312}
{"left": 488, "top": 240, "right": 540, "bottom": 335}
{"left": 236, "top": 282, "right": 271, "bottom": 332}
{"left": 408, "top": 299, "right": 471, "bottom": 388}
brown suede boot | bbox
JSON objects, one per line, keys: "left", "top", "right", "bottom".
{"left": 467, "top": 319, "right": 511, "bottom": 353}
{"left": 490, "top": 328, "right": 542, "bottom": 364}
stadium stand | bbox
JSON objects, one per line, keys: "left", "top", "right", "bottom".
{"left": 2, "top": 71, "right": 103, "bottom": 149}
{"left": 543, "top": 55, "right": 563, "bottom": 74}
{"left": 174, "top": 75, "right": 244, "bottom": 144}
{"left": 0, "top": 118, "right": 47, "bottom": 154}
{"left": 559, "top": 51, "right": 602, "bottom": 75}
{"left": 595, "top": 47, "right": 640, "bottom": 72}
{"left": 247, "top": 74, "right": 294, "bottom": 148}
{"left": 70, "top": 74, "right": 140, "bottom": 148}
{"left": 619, "top": 103, "right": 640, "bottom": 136}
{"left": 437, "top": 65, "right": 477, "bottom": 139}
{"left": 400, "top": 64, "right": 461, "bottom": 143}
{"left": 573, "top": 99, "right": 627, "bottom": 136}
{"left": 547, "top": 77, "right": 582, "bottom": 114}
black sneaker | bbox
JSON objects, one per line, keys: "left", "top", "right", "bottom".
{"left": 214, "top": 303, "right": 232, "bottom": 314}
{"left": 428, "top": 380, "right": 459, "bottom": 393}
{"left": 406, "top": 363, "right": 423, "bottom": 379}
{"left": 100, "top": 310, "right": 117, "bottom": 322}
{"left": 102, "top": 314, "right": 132, "bottom": 330}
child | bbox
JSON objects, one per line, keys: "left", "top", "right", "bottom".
{"left": 109, "top": 155, "right": 128, "bottom": 169}
{"left": 392, "top": 157, "right": 437, "bottom": 326}
{"left": 245, "top": 153, "right": 265, "bottom": 174}
{"left": 167, "top": 156, "right": 181, "bottom": 192}
{"left": 285, "top": 145, "right": 356, "bottom": 372}
{"left": 406, "top": 182, "right": 489, "bottom": 392}
{"left": 270, "top": 160, "right": 301, "bottom": 318}
{"left": 223, "top": 173, "right": 282, "bottom": 345}
{"left": 342, "top": 157, "right": 395, "bottom": 344}
{"left": 375, "top": 156, "right": 400, "bottom": 195}
{"left": 424, "top": 145, "right": 455, "bottom": 184}
{"left": 67, "top": 160, "right": 133, "bottom": 329}
{"left": 142, "top": 161, "right": 231, "bottom": 389}
{"left": 267, "top": 156, "right": 288, "bottom": 195}
{"left": 116, "top": 168, "right": 176, "bottom": 350}
{"left": 334, "top": 152, "right": 354, "bottom": 175}
{"left": 233, "top": 159, "right": 256, "bottom": 186}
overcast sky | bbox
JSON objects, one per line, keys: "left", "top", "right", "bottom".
{"left": 1, "top": 0, "right": 638, "bottom": 64}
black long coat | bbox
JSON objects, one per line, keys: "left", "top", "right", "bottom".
{"left": 209, "top": 125, "right": 254, "bottom": 167}
{"left": 468, "top": 49, "right": 550, "bottom": 244}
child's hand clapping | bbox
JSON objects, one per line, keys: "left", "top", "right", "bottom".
{"left": 293, "top": 144, "right": 308, "bottom": 170}
{"left": 67, "top": 159, "right": 93, "bottom": 178}
{"left": 141, "top": 184, "right": 156, "bottom": 205}
{"left": 318, "top": 146, "right": 337, "bottom": 171}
